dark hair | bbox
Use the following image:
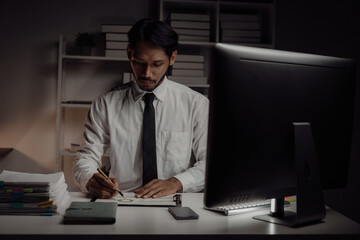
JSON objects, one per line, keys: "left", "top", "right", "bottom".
{"left": 127, "top": 18, "right": 179, "bottom": 58}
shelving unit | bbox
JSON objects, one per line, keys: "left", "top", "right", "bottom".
{"left": 160, "top": 0, "right": 275, "bottom": 48}
{"left": 56, "top": 34, "right": 129, "bottom": 172}
{"left": 159, "top": 0, "right": 275, "bottom": 96}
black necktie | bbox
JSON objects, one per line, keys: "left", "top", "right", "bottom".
{"left": 142, "top": 93, "right": 158, "bottom": 185}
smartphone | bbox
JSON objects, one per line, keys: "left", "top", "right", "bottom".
{"left": 168, "top": 207, "right": 199, "bottom": 220}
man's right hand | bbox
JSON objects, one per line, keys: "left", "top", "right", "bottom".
{"left": 86, "top": 173, "right": 119, "bottom": 199}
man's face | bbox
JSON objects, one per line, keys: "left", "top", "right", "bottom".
{"left": 127, "top": 40, "right": 177, "bottom": 91}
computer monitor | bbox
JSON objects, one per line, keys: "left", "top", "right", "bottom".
{"left": 204, "top": 43, "right": 356, "bottom": 227}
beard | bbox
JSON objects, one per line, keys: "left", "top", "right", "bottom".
{"left": 136, "top": 73, "right": 166, "bottom": 91}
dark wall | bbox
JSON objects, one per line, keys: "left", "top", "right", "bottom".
{"left": 275, "top": 0, "right": 360, "bottom": 223}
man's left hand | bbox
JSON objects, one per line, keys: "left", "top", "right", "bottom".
{"left": 134, "top": 177, "right": 183, "bottom": 199}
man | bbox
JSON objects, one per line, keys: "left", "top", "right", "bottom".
{"left": 73, "top": 18, "right": 209, "bottom": 199}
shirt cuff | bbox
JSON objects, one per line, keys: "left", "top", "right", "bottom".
{"left": 77, "top": 170, "right": 98, "bottom": 193}
{"left": 174, "top": 171, "right": 199, "bottom": 192}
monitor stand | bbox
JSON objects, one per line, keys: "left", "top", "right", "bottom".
{"left": 253, "top": 122, "right": 326, "bottom": 227}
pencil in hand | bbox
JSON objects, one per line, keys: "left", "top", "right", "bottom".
{"left": 97, "top": 168, "right": 127, "bottom": 199}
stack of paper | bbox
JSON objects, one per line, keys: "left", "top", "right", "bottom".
{"left": 0, "top": 170, "right": 71, "bottom": 216}
{"left": 168, "top": 54, "right": 207, "bottom": 85}
{"left": 101, "top": 24, "right": 131, "bottom": 58}
{"left": 169, "top": 13, "right": 211, "bottom": 42}
{"left": 220, "top": 13, "right": 262, "bottom": 44}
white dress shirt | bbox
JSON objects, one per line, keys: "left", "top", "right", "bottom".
{"left": 73, "top": 77, "right": 209, "bottom": 193}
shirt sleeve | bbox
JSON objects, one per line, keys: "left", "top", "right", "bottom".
{"left": 73, "top": 96, "right": 110, "bottom": 192}
{"left": 174, "top": 96, "right": 209, "bottom": 192}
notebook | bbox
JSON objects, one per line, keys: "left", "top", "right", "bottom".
{"left": 63, "top": 201, "right": 117, "bottom": 224}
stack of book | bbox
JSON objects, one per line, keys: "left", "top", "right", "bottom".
{"left": 101, "top": 24, "right": 132, "bottom": 58}
{"left": 169, "top": 13, "right": 211, "bottom": 42}
{"left": 220, "top": 13, "right": 262, "bottom": 44}
{"left": 168, "top": 54, "right": 207, "bottom": 85}
{"left": 0, "top": 170, "right": 70, "bottom": 216}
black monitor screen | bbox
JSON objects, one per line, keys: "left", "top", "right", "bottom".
{"left": 204, "top": 44, "right": 356, "bottom": 211}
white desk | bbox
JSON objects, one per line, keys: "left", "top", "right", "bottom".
{"left": 0, "top": 192, "right": 359, "bottom": 239}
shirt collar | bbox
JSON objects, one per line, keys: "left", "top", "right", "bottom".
{"left": 132, "top": 76, "right": 168, "bottom": 103}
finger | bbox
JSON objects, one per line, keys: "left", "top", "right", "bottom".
{"left": 110, "top": 177, "right": 119, "bottom": 189}
{"left": 143, "top": 186, "right": 164, "bottom": 199}
{"left": 141, "top": 182, "right": 166, "bottom": 199}
{"left": 146, "top": 180, "right": 179, "bottom": 198}
{"left": 88, "top": 179, "right": 115, "bottom": 197}
{"left": 133, "top": 187, "right": 143, "bottom": 197}
{"left": 148, "top": 182, "right": 178, "bottom": 198}
{"left": 151, "top": 189, "right": 173, "bottom": 198}
{"left": 87, "top": 182, "right": 116, "bottom": 199}
{"left": 143, "top": 179, "right": 158, "bottom": 188}
{"left": 87, "top": 176, "right": 117, "bottom": 199}
{"left": 110, "top": 177, "right": 118, "bottom": 185}
{"left": 135, "top": 179, "right": 159, "bottom": 197}
{"left": 93, "top": 173, "right": 118, "bottom": 191}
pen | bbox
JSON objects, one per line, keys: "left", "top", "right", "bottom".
{"left": 97, "top": 168, "right": 127, "bottom": 199}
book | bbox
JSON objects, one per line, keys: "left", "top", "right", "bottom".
{"left": 0, "top": 182, "right": 50, "bottom": 193}
{"left": 222, "top": 29, "right": 262, "bottom": 38}
{"left": 170, "top": 13, "right": 210, "bottom": 22}
{"left": 105, "top": 49, "right": 127, "bottom": 58}
{"left": 63, "top": 202, "right": 117, "bottom": 224}
{"left": 220, "top": 13, "right": 259, "bottom": 22}
{"left": 101, "top": 24, "right": 131, "bottom": 33}
{"left": 70, "top": 143, "right": 80, "bottom": 153}
{"left": 105, "top": 41, "right": 128, "bottom": 50}
{"left": 221, "top": 36, "right": 261, "bottom": 43}
{"left": 171, "top": 21, "right": 210, "bottom": 30}
{"left": 168, "top": 76, "right": 208, "bottom": 85}
{"left": 176, "top": 55, "right": 204, "bottom": 63}
{"left": 62, "top": 100, "right": 92, "bottom": 105}
{"left": 220, "top": 21, "right": 260, "bottom": 30}
{"left": 174, "top": 28, "right": 210, "bottom": 37}
{"left": 172, "top": 62, "right": 204, "bottom": 70}
{"left": 172, "top": 69, "right": 204, "bottom": 77}
{"left": 0, "top": 200, "right": 57, "bottom": 215}
{"left": 178, "top": 35, "right": 210, "bottom": 42}
{"left": 106, "top": 33, "right": 128, "bottom": 41}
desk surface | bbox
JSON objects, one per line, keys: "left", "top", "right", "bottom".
{"left": 0, "top": 192, "right": 359, "bottom": 239}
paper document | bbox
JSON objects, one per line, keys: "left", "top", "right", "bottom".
{"left": 0, "top": 170, "right": 71, "bottom": 215}
{"left": 98, "top": 192, "right": 181, "bottom": 207}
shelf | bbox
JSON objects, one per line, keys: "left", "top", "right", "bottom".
{"left": 61, "top": 103, "right": 91, "bottom": 109}
{"left": 60, "top": 149, "right": 77, "bottom": 156}
{"left": 179, "top": 41, "right": 216, "bottom": 47}
{"left": 162, "top": 0, "right": 275, "bottom": 47}
{"left": 220, "top": 1, "right": 274, "bottom": 8}
{"left": 179, "top": 41, "right": 273, "bottom": 49}
{"left": 186, "top": 84, "right": 210, "bottom": 88}
{"left": 162, "top": 0, "right": 217, "bottom": 6}
{"left": 62, "top": 54, "right": 128, "bottom": 62}
{"left": 60, "top": 149, "right": 110, "bottom": 157}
